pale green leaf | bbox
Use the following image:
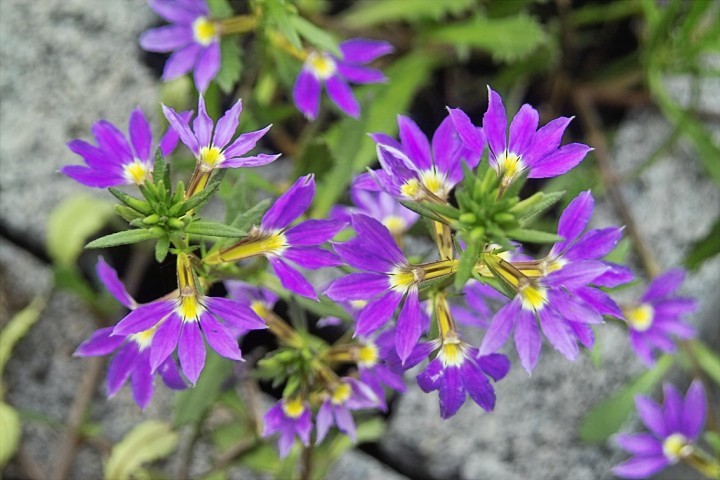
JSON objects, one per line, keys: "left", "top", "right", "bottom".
{"left": 185, "top": 220, "right": 247, "bottom": 238}
{"left": 104, "top": 421, "right": 179, "bottom": 480}
{"left": 85, "top": 229, "right": 163, "bottom": 249}
{"left": 688, "top": 340, "right": 720, "bottom": 384}
{"left": 208, "top": 0, "right": 233, "bottom": 19}
{"left": 0, "top": 402, "right": 20, "bottom": 468}
{"left": 342, "top": 0, "right": 475, "bottom": 27}
{"left": 0, "top": 296, "right": 46, "bottom": 376}
{"left": 290, "top": 16, "right": 339, "bottom": 56}
{"left": 506, "top": 228, "right": 562, "bottom": 244}
{"left": 47, "top": 194, "right": 115, "bottom": 266}
{"left": 215, "top": 37, "right": 243, "bottom": 94}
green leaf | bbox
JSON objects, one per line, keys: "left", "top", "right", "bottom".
{"left": 289, "top": 16, "right": 339, "bottom": 56}
{"left": 104, "top": 421, "right": 179, "bottom": 480}
{"left": 506, "top": 228, "right": 562, "bottom": 244}
{"left": 152, "top": 148, "right": 167, "bottom": 189}
{"left": 47, "top": 195, "right": 115, "bottom": 266}
{"left": 215, "top": 37, "right": 243, "bottom": 94}
{"left": 579, "top": 355, "right": 674, "bottom": 443}
{"left": 511, "top": 191, "right": 565, "bottom": 222}
{"left": 185, "top": 220, "right": 247, "bottom": 238}
{"left": 685, "top": 217, "right": 720, "bottom": 269}
{"left": 230, "top": 198, "right": 271, "bottom": 231}
{"left": 400, "top": 201, "right": 453, "bottom": 225}
{"left": 687, "top": 340, "right": 720, "bottom": 384}
{"left": 108, "top": 188, "right": 152, "bottom": 215}
{"left": 155, "top": 236, "right": 170, "bottom": 263}
{"left": 173, "top": 351, "right": 232, "bottom": 426}
{"left": 0, "top": 402, "right": 20, "bottom": 468}
{"left": 342, "top": 0, "right": 475, "bottom": 27}
{"left": 208, "top": 0, "right": 233, "bottom": 19}
{"left": 85, "top": 229, "right": 163, "bottom": 249}
{"left": 455, "top": 240, "right": 480, "bottom": 289}
{"left": 426, "top": 14, "right": 547, "bottom": 62}
{"left": 705, "top": 431, "right": 720, "bottom": 455}
{"left": 0, "top": 296, "right": 46, "bottom": 376}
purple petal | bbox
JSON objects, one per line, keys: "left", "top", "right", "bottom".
{"left": 439, "top": 366, "right": 466, "bottom": 419}
{"left": 326, "top": 76, "right": 360, "bottom": 118}
{"left": 128, "top": 108, "right": 153, "bottom": 162}
{"left": 139, "top": 25, "right": 193, "bottom": 52}
{"left": 461, "top": 362, "right": 495, "bottom": 411}
{"left": 199, "top": 313, "right": 243, "bottom": 360}
{"left": 130, "top": 351, "right": 153, "bottom": 409}
{"left": 158, "top": 357, "right": 187, "bottom": 390}
{"left": 178, "top": 321, "right": 206, "bottom": 384}
{"left": 278, "top": 431, "right": 296, "bottom": 458}
{"left": 508, "top": 104, "right": 539, "bottom": 155}
{"left": 643, "top": 269, "right": 686, "bottom": 302}
{"left": 370, "top": 132, "right": 403, "bottom": 151}
{"left": 548, "top": 290, "right": 604, "bottom": 325}
{"left": 339, "top": 39, "right": 394, "bottom": 63}
{"left": 538, "top": 308, "right": 579, "bottom": 361}
{"left": 284, "top": 246, "right": 340, "bottom": 269}
{"left": 162, "top": 43, "right": 202, "bottom": 81}
{"left": 193, "top": 95, "right": 213, "bottom": 148}
{"left": 483, "top": 87, "right": 508, "bottom": 160}
{"left": 576, "top": 286, "right": 624, "bottom": 318}
{"left": 159, "top": 110, "right": 192, "bottom": 156}
{"left": 356, "top": 291, "right": 403, "bottom": 337}
{"left": 569, "top": 321, "right": 594, "bottom": 349}
{"left": 220, "top": 153, "right": 281, "bottom": 169}
{"left": 285, "top": 219, "right": 345, "bottom": 246}
{"left": 479, "top": 298, "right": 520, "bottom": 355}
{"left": 337, "top": 64, "right": 386, "bottom": 84}
{"left": 527, "top": 143, "right": 591, "bottom": 178}
{"left": 194, "top": 42, "right": 221, "bottom": 93}
{"left": 293, "top": 68, "right": 321, "bottom": 120}
{"left": 612, "top": 456, "right": 669, "bottom": 479}
{"left": 315, "top": 401, "right": 333, "bottom": 444}
{"left": 91, "top": 120, "right": 132, "bottom": 163}
{"left": 566, "top": 226, "right": 623, "bottom": 262}
{"left": 148, "top": 0, "right": 202, "bottom": 23}
{"left": 67, "top": 139, "right": 119, "bottom": 170}
{"left": 653, "top": 298, "right": 698, "bottom": 318}
{"left": 662, "top": 383, "right": 684, "bottom": 435}
{"left": 333, "top": 404, "right": 356, "bottom": 440}
{"left": 113, "top": 301, "right": 174, "bottom": 336}
{"left": 395, "top": 289, "right": 422, "bottom": 362}
{"left": 514, "top": 308, "right": 542, "bottom": 373}
{"left": 106, "top": 342, "right": 140, "bottom": 397}
{"left": 398, "top": 115, "right": 432, "bottom": 171}
{"left": 351, "top": 214, "right": 407, "bottom": 266}
{"left": 222, "top": 124, "right": 272, "bottom": 159}
{"left": 553, "top": 191, "right": 594, "bottom": 253}
{"left": 149, "top": 314, "right": 182, "bottom": 371}
{"left": 593, "top": 262, "right": 635, "bottom": 288}
{"left": 447, "top": 107, "right": 484, "bottom": 155}
{"left": 682, "top": 380, "right": 706, "bottom": 440}
{"left": 261, "top": 174, "right": 315, "bottom": 231}
{"left": 325, "top": 273, "right": 389, "bottom": 301}
{"left": 162, "top": 104, "right": 199, "bottom": 156}
{"left": 74, "top": 327, "right": 124, "bottom": 357}
{"left": 212, "top": 99, "right": 243, "bottom": 150}
{"left": 269, "top": 258, "right": 317, "bottom": 300}
{"left": 432, "top": 114, "right": 459, "bottom": 175}
{"left": 522, "top": 116, "right": 573, "bottom": 167}
{"left": 635, "top": 395, "right": 668, "bottom": 438}
{"left": 614, "top": 433, "right": 663, "bottom": 456}
{"left": 296, "top": 408, "right": 313, "bottom": 445}
{"left": 206, "top": 297, "right": 267, "bottom": 331}
{"left": 61, "top": 166, "right": 123, "bottom": 188}
{"left": 417, "top": 358, "right": 443, "bottom": 392}
{"left": 475, "top": 352, "right": 511, "bottom": 382}
{"left": 545, "top": 260, "right": 608, "bottom": 290}
{"left": 96, "top": 257, "right": 136, "bottom": 309}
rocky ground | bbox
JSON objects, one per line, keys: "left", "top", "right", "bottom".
{"left": 1, "top": 1, "right": 718, "bottom": 479}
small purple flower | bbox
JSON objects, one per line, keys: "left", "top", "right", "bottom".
{"left": 225, "top": 280, "right": 279, "bottom": 317}
{"left": 163, "top": 96, "right": 280, "bottom": 174}
{"left": 357, "top": 113, "right": 482, "bottom": 202}
{"left": 417, "top": 339, "right": 510, "bottom": 418}
{"left": 63, "top": 107, "right": 182, "bottom": 188}
{"left": 624, "top": 269, "right": 698, "bottom": 366}
{"left": 140, "top": 0, "right": 220, "bottom": 92}
{"left": 331, "top": 186, "right": 419, "bottom": 238}
{"left": 111, "top": 254, "right": 267, "bottom": 384}
{"left": 449, "top": 87, "right": 592, "bottom": 188}
{"left": 613, "top": 381, "right": 707, "bottom": 478}
{"left": 315, "top": 378, "right": 379, "bottom": 443}
{"left": 74, "top": 258, "right": 186, "bottom": 408}
{"left": 205, "top": 175, "right": 344, "bottom": 300}
{"left": 353, "top": 335, "right": 407, "bottom": 411}
{"left": 262, "top": 397, "right": 313, "bottom": 458}
{"left": 293, "top": 38, "right": 393, "bottom": 120}
{"left": 325, "top": 214, "right": 431, "bottom": 362}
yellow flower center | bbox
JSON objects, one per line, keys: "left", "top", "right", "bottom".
{"left": 123, "top": 160, "right": 151, "bottom": 184}
{"left": 199, "top": 146, "right": 225, "bottom": 170}
{"left": 192, "top": 17, "right": 217, "bottom": 46}
{"left": 177, "top": 292, "right": 204, "bottom": 322}
{"left": 662, "top": 433, "right": 690, "bottom": 463}
{"left": 308, "top": 52, "right": 337, "bottom": 80}
{"left": 357, "top": 344, "right": 379, "bottom": 368}
{"left": 439, "top": 340, "right": 466, "bottom": 367}
{"left": 519, "top": 283, "right": 547, "bottom": 311}
{"left": 331, "top": 383, "right": 352, "bottom": 405}
{"left": 625, "top": 303, "right": 654, "bottom": 332}
{"left": 389, "top": 267, "right": 421, "bottom": 291}
{"left": 282, "top": 397, "right": 306, "bottom": 419}
{"left": 498, "top": 151, "right": 524, "bottom": 179}
{"left": 250, "top": 300, "right": 269, "bottom": 317}
{"left": 130, "top": 325, "right": 157, "bottom": 351}
{"left": 400, "top": 178, "right": 421, "bottom": 199}
{"left": 420, "top": 169, "right": 448, "bottom": 198}
{"left": 383, "top": 215, "right": 407, "bottom": 236}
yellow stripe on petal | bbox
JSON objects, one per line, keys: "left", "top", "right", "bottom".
{"left": 519, "top": 283, "right": 547, "bottom": 311}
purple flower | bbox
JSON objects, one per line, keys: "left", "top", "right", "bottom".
{"left": 63, "top": 107, "right": 182, "bottom": 188}
{"left": 225, "top": 280, "right": 279, "bottom": 317}
{"left": 613, "top": 381, "right": 707, "bottom": 478}
{"left": 262, "top": 397, "right": 313, "bottom": 458}
{"left": 624, "top": 269, "right": 698, "bottom": 366}
{"left": 293, "top": 38, "right": 393, "bottom": 120}
{"left": 417, "top": 339, "right": 510, "bottom": 418}
{"left": 353, "top": 334, "right": 407, "bottom": 411}
{"left": 163, "top": 96, "right": 280, "bottom": 175}
{"left": 111, "top": 254, "right": 267, "bottom": 384}
{"left": 205, "top": 175, "right": 344, "bottom": 300}
{"left": 326, "top": 214, "right": 441, "bottom": 362}
{"left": 315, "top": 378, "right": 379, "bottom": 443}
{"left": 450, "top": 280, "right": 507, "bottom": 329}
{"left": 74, "top": 258, "right": 186, "bottom": 408}
{"left": 357, "top": 113, "right": 482, "bottom": 202}
{"left": 449, "top": 87, "right": 592, "bottom": 188}
{"left": 331, "top": 186, "right": 419, "bottom": 238}
{"left": 140, "top": 0, "right": 220, "bottom": 92}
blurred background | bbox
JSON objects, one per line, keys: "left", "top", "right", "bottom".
{"left": 1, "top": 0, "right": 718, "bottom": 479}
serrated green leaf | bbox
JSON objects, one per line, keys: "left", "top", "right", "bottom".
{"left": 215, "top": 37, "right": 243, "bottom": 94}
{"left": 47, "top": 195, "right": 115, "bottom": 266}
{"left": 342, "top": 0, "right": 474, "bottom": 27}
{"left": 230, "top": 198, "right": 271, "bottom": 231}
{"left": 290, "top": 16, "right": 339, "bottom": 56}
{"left": 455, "top": 240, "right": 480, "bottom": 289}
{"left": 426, "top": 14, "right": 547, "bottom": 62}
{"left": 85, "top": 229, "right": 163, "bottom": 249}
{"left": 0, "top": 297, "right": 46, "bottom": 376}
{"left": 507, "top": 228, "right": 562, "bottom": 244}
{"left": 104, "top": 421, "right": 178, "bottom": 480}
{"left": 185, "top": 220, "right": 247, "bottom": 238}
{"left": 579, "top": 355, "right": 674, "bottom": 443}
{"left": 153, "top": 148, "right": 167, "bottom": 188}
{"left": 687, "top": 340, "right": 720, "bottom": 384}
{"left": 685, "top": 217, "right": 720, "bottom": 269}
{"left": 155, "top": 236, "right": 170, "bottom": 263}
{"left": 0, "top": 402, "right": 20, "bottom": 468}
{"left": 173, "top": 351, "right": 232, "bottom": 426}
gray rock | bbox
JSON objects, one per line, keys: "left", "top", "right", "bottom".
{"left": 327, "top": 450, "right": 409, "bottom": 480}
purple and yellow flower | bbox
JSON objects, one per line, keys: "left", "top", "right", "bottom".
{"left": 331, "top": 186, "right": 419, "bottom": 239}
{"left": 74, "top": 258, "right": 186, "bottom": 408}
{"left": 613, "top": 381, "right": 709, "bottom": 478}
{"left": 163, "top": 96, "right": 280, "bottom": 194}
{"left": 624, "top": 269, "right": 698, "bottom": 366}
{"left": 449, "top": 87, "right": 592, "bottom": 188}
{"left": 315, "top": 377, "right": 379, "bottom": 443}
{"left": 204, "top": 175, "right": 344, "bottom": 300}
{"left": 262, "top": 397, "right": 313, "bottom": 458}
{"left": 357, "top": 113, "right": 482, "bottom": 203}
{"left": 293, "top": 38, "right": 393, "bottom": 120}
{"left": 111, "top": 254, "right": 267, "bottom": 384}
{"left": 326, "top": 214, "right": 456, "bottom": 362}
{"left": 63, "top": 107, "right": 182, "bottom": 188}
{"left": 140, "top": 0, "right": 220, "bottom": 92}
